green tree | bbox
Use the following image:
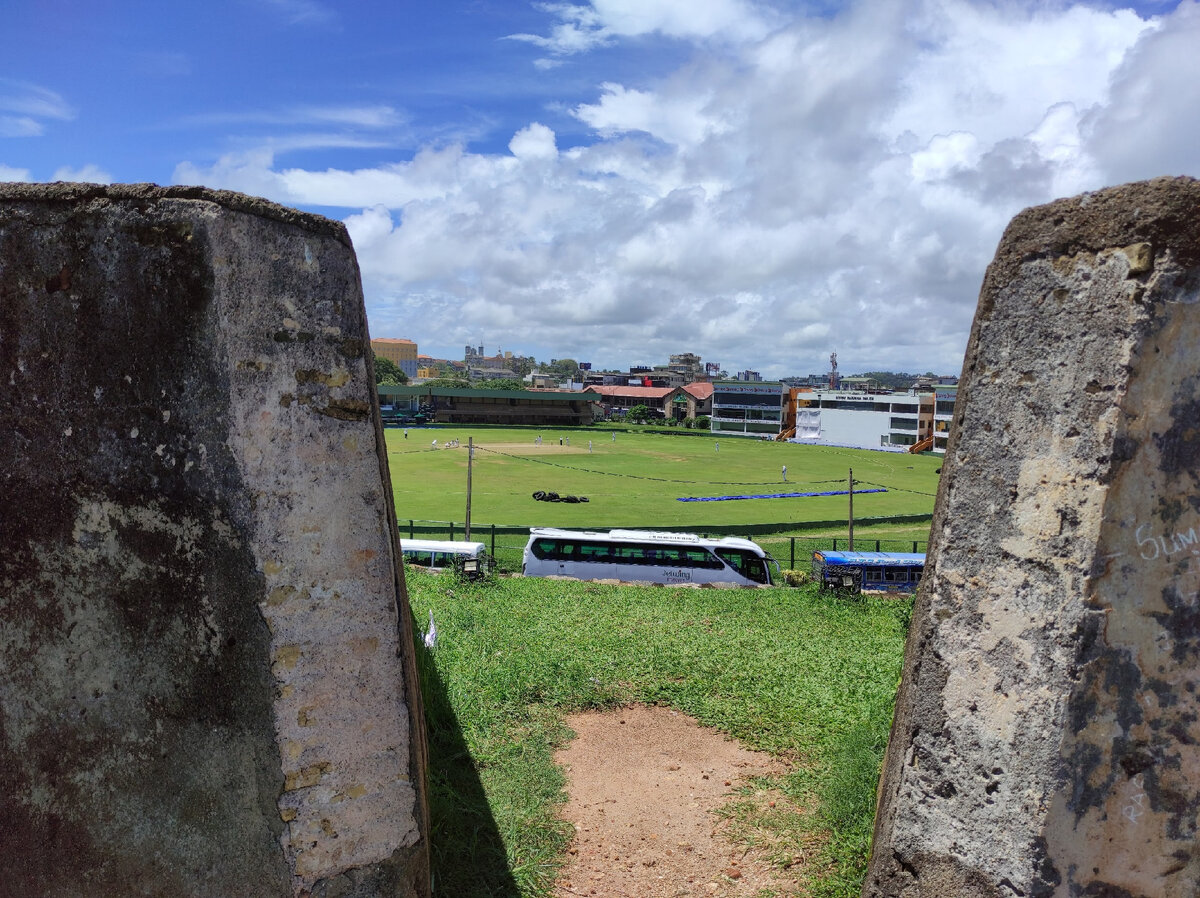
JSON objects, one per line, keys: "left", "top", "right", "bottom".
{"left": 545, "top": 358, "right": 578, "bottom": 378}
{"left": 627, "top": 404, "right": 652, "bottom": 424}
{"left": 422, "top": 375, "right": 471, "bottom": 389}
{"left": 373, "top": 355, "right": 409, "bottom": 386}
{"left": 510, "top": 356, "right": 536, "bottom": 378}
{"left": 479, "top": 379, "right": 524, "bottom": 391}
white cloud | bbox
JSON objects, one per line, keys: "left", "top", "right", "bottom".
{"left": 1082, "top": 0, "right": 1200, "bottom": 183}
{"left": 573, "top": 82, "right": 730, "bottom": 148}
{"left": 176, "top": 104, "right": 404, "bottom": 130}
{"left": 589, "top": 0, "right": 774, "bottom": 42}
{"left": 0, "top": 116, "right": 44, "bottom": 138}
{"left": 0, "top": 80, "right": 73, "bottom": 138}
{"left": 509, "top": 0, "right": 774, "bottom": 60}
{"left": 51, "top": 164, "right": 113, "bottom": 184}
{"left": 260, "top": 0, "right": 336, "bottom": 26}
{"left": 178, "top": 0, "right": 1200, "bottom": 377}
{"left": 0, "top": 164, "right": 32, "bottom": 182}
{"left": 509, "top": 122, "right": 558, "bottom": 160}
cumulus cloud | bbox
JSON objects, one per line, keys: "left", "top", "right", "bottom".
{"left": 51, "top": 164, "right": 113, "bottom": 184}
{"left": 509, "top": 122, "right": 559, "bottom": 159}
{"left": 509, "top": 0, "right": 775, "bottom": 60}
{"left": 178, "top": 0, "right": 1200, "bottom": 376}
{"left": 1082, "top": 0, "right": 1200, "bottom": 183}
{"left": 0, "top": 164, "right": 32, "bottom": 182}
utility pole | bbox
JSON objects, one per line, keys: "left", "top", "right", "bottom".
{"left": 848, "top": 467, "right": 854, "bottom": 551}
{"left": 465, "top": 437, "right": 473, "bottom": 540}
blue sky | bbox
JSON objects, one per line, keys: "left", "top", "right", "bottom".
{"left": 4, "top": 0, "right": 1198, "bottom": 377}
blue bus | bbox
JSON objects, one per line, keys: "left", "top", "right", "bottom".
{"left": 812, "top": 551, "right": 925, "bottom": 593}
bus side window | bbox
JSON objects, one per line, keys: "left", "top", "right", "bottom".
{"left": 579, "top": 542, "right": 613, "bottom": 563}
{"left": 614, "top": 545, "right": 650, "bottom": 565}
{"left": 659, "top": 547, "right": 685, "bottom": 566}
{"left": 714, "top": 548, "right": 746, "bottom": 573}
{"left": 532, "top": 539, "right": 558, "bottom": 560}
{"left": 685, "top": 549, "right": 721, "bottom": 568}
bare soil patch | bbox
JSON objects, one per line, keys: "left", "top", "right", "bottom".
{"left": 553, "top": 705, "right": 801, "bottom": 898}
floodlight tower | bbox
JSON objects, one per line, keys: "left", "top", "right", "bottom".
{"left": 829, "top": 352, "right": 840, "bottom": 390}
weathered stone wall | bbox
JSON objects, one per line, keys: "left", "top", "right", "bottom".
{"left": 0, "top": 183, "right": 429, "bottom": 897}
{"left": 864, "top": 176, "right": 1200, "bottom": 897}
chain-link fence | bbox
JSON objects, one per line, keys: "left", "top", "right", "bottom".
{"left": 396, "top": 519, "right": 928, "bottom": 575}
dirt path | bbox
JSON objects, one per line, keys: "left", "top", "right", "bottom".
{"left": 552, "top": 705, "right": 803, "bottom": 898}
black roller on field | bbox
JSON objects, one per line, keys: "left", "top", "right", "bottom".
{"left": 531, "top": 490, "right": 589, "bottom": 502}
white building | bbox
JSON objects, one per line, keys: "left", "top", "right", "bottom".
{"left": 791, "top": 390, "right": 949, "bottom": 453}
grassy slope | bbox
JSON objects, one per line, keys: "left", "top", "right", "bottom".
{"left": 412, "top": 571, "right": 911, "bottom": 898}
{"left": 397, "top": 426, "right": 930, "bottom": 895}
{"left": 386, "top": 425, "right": 940, "bottom": 531}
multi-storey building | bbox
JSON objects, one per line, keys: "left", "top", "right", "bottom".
{"left": 792, "top": 390, "right": 945, "bottom": 453}
{"left": 932, "top": 387, "right": 957, "bottom": 453}
{"left": 709, "top": 381, "right": 784, "bottom": 437}
{"left": 668, "top": 352, "right": 706, "bottom": 382}
{"left": 370, "top": 337, "right": 419, "bottom": 379}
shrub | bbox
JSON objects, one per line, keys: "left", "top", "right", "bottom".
{"left": 782, "top": 568, "right": 812, "bottom": 587}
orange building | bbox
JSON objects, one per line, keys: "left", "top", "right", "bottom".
{"left": 370, "top": 338, "right": 418, "bottom": 378}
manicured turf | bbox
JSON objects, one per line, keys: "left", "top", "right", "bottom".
{"left": 385, "top": 425, "right": 940, "bottom": 532}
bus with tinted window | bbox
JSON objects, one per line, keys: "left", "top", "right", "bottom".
{"left": 522, "top": 528, "right": 777, "bottom": 586}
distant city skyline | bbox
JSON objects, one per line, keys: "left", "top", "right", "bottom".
{"left": 400, "top": 335, "right": 954, "bottom": 381}
{"left": 5, "top": 1, "right": 1199, "bottom": 378}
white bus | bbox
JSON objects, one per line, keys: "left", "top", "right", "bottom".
{"left": 400, "top": 539, "right": 493, "bottom": 577}
{"left": 522, "top": 528, "right": 777, "bottom": 587}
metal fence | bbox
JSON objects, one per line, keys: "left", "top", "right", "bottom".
{"left": 396, "top": 519, "right": 928, "bottom": 574}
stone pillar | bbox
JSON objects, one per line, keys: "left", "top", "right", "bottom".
{"left": 0, "top": 183, "right": 429, "bottom": 897}
{"left": 865, "top": 176, "right": 1200, "bottom": 897}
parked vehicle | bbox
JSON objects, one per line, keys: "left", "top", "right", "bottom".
{"left": 811, "top": 550, "right": 925, "bottom": 593}
{"left": 523, "top": 528, "right": 777, "bottom": 586}
{"left": 401, "top": 539, "right": 493, "bottom": 579}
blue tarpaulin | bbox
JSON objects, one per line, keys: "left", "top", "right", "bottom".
{"left": 677, "top": 488, "right": 887, "bottom": 502}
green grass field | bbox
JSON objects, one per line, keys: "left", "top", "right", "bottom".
{"left": 385, "top": 424, "right": 940, "bottom": 535}
{"left": 398, "top": 425, "right": 936, "bottom": 896}
{"left": 411, "top": 571, "right": 911, "bottom": 898}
